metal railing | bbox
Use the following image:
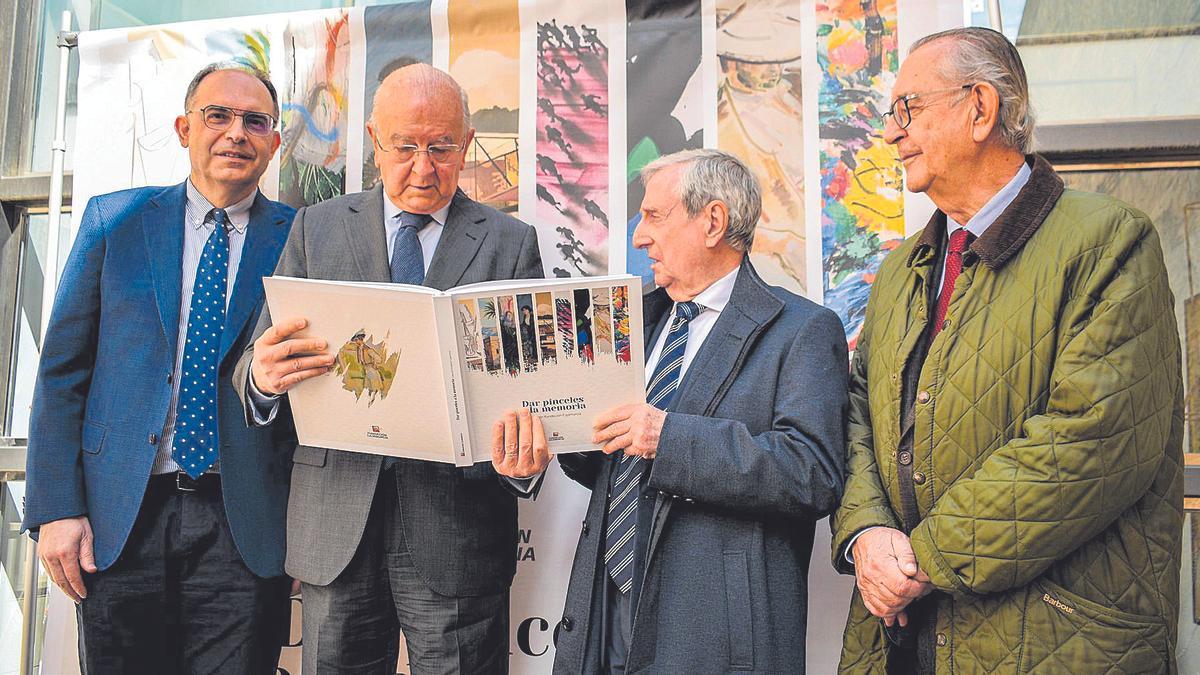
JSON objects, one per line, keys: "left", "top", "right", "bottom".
{"left": 0, "top": 436, "right": 36, "bottom": 675}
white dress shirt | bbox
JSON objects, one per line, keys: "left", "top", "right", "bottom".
{"left": 151, "top": 181, "right": 256, "bottom": 475}
{"left": 644, "top": 265, "right": 739, "bottom": 385}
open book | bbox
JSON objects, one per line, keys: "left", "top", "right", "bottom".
{"left": 263, "top": 275, "right": 646, "bottom": 465}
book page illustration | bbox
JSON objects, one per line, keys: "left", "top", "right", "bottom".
{"left": 453, "top": 280, "right": 646, "bottom": 460}
{"left": 333, "top": 330, "right": 401, "bottom": 406}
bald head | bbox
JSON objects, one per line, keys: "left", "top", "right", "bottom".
{"left": 366, "top": 63, "right": 476, "bottom": 214}
{"left": 371, "top": 63, "right": 471, "bottom": 134}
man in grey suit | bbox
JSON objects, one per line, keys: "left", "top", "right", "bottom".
{"left": 493, "top": 149, "right": 848, "bottom": 673}
{"left": 235, "top": 64, "right": 542, "bottom": 674}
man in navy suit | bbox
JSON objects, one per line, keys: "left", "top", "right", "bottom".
{"left": 22, "top": 63, "right": 296, "bottom": 673}
{"left": 494, "top": 149, "right": 848, "bottom": 673}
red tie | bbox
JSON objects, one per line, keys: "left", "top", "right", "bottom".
{"left": 931, "top": 229, "right": 972, "bottom": 338}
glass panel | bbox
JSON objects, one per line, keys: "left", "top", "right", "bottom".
{"left": 1059, "top": 166, "right": 1200, "bottom": 670}
{"left": 0, "top": 480, "right": 48, "bottom": 674}
{"left": 6, "top": 212, "right": 72, "bottom": 438}
{"left": 964, "top": 0, "right": 1028, "bottom": 41}
{"left": 964, "top": 1, "right": 1200, "bottom": 126}
{"left": 0, "top": 479, "right": 48, "bottom": 674}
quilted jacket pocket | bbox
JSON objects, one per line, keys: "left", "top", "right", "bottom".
{"left": 1020, "top": 578, "right": 1169, "bottom": 674}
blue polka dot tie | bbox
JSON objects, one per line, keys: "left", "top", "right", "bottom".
{"left": 603, "top": 301, "right": 700, "bottom": 593}
{"left": 171, "top": 208, "right": 229, "bottom": 478}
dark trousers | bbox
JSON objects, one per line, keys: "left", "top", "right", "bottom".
{"left": 602, "top": 578, "right": 633, "bottom": 675}
{"left": 77, "top": 474, "right": 291, "bottom": 675}
{"left": 300, "top": 467, "right": 509, "bottom": 675}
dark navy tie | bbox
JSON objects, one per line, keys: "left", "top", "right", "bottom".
{"left": 172, "top": 208, "right": 230, "bottom": 478}
{"left": 391, "top": 211, "right": 430, "bottom": 284}
{"left": 604, "top": 301, "right": 701, "bottom": 593}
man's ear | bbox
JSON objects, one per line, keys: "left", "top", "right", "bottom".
{"left": 969, "top": 82, "right": 1002, "bottom": 144}
{"left": 704, "top": 200, "right": 730, "bottom": 248}
{"left": 174, "top": 114, "right": 191, "bottom": 148}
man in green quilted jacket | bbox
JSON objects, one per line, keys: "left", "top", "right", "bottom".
{"left": 832, "top": 26, "right": 1184, "bottom": 673}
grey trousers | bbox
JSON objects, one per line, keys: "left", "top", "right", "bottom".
{"left": 299, "top": 468, "right": 509, "bottom": 675}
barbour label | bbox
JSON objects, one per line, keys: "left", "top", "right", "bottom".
{"left": 1042, "top": 593, "right": 1075, "bottom": 615}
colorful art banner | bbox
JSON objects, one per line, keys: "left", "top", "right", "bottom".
{"left": 717, "top": 0, "right": 809, "bottom": 296}
{"left": 817, "top": 0, "right": 905, "bottom": 346}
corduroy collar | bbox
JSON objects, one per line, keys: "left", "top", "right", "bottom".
{"left": 908, "top": 154, "right": 1065, "bottom": 271}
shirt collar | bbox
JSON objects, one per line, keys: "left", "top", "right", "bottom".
{"left": 185, "top": 180, "right": 254, "bottom": 234}
{"left": 681, "top": 264, "right": 739, "bottom": 316}
{"left": 946, "top": 161, "right": 1032, "bottom": 240}
{"left": 383, "top": 192, "right": 452, "bottom": 228}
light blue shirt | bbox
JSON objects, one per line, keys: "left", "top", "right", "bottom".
{"left": 152, "top": 180, "right": 256, "bottom": 475}
{"left": 934, "top": 161, "right": 1032, "bottom": 298}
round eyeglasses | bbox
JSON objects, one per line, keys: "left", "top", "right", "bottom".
{"left": 883, "top": 84, "right": 973, "bottom": 129}
{"left": 188, "top": 105, "right": 277, "bottom": 137}
{"left": 373, "top": 137, "right": 465, "bottom": 165}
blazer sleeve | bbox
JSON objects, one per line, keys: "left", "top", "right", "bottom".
{"left": 514, "top": 223, "right": 543, "bottom": 280}
{"left": 647, "top": 308, "right": 849, "bottom": 520}
{"left": 22, "top": 197, "right": 108, "bottom": 532}
{"left": 233, "top": 205, "right": 308, "bottom": 426}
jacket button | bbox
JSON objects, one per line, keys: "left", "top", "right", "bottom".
{"left": 581, "top": 521, "right": 589, "bottom": 536}
{"left": 942, "top": 319, "right": 951, "bottom": 330}
{"left": 167, "top": 373, "right": 173, "bottom": 385}
{"left": 148, "top": 433, "right": 158, "bottom": 445}
{"left": 898, "top": 451, "right": 912, "bottom": 465}
{"left": 916, "top": 390, "right": 931, "bottom": 404}
{"left": 936, "top": 633, "right": 947, "bottom": 647}
{"left": 560, "top": 617, "right": 574, "bottom": 632}
{"left": 913, "top": 472, "right": 926, "bottom": 485}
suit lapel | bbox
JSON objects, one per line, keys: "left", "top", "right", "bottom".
{"left": 643, "top": 260, "right": 783, "bottom": 584}
{"left": 219, "top": 194, "right": 292, "bottom": 366}
{"left": 343, "top": 184, "right": 391, "bottom": 282}
{"left": 425, "top": 190, "right": 489, "bottom": 291}
{"left": 142, "top": 183, "right": 187, "bottom": 357}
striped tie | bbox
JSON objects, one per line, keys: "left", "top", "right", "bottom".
{"left": 603, "top": 301, "right": 700, "bottom": 594}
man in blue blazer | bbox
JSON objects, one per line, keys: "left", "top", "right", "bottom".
{"left": 22, "top": 64, "right": 296, "bottom": 673}
{"left": 493, "top": 149, "right": 848, "bottom": 673}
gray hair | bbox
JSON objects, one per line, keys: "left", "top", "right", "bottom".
{"left": 910, "top": 27, "right": 1035, "bottom": 153}
{"left": 184, "top": 62, "right": 280, "bottom": 119}
{"left": 640, "top": 149, "right": 761, "bottom": 252}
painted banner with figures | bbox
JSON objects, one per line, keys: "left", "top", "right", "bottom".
{"left": 54, "top": 2, "right": 960, "bottom": 673}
